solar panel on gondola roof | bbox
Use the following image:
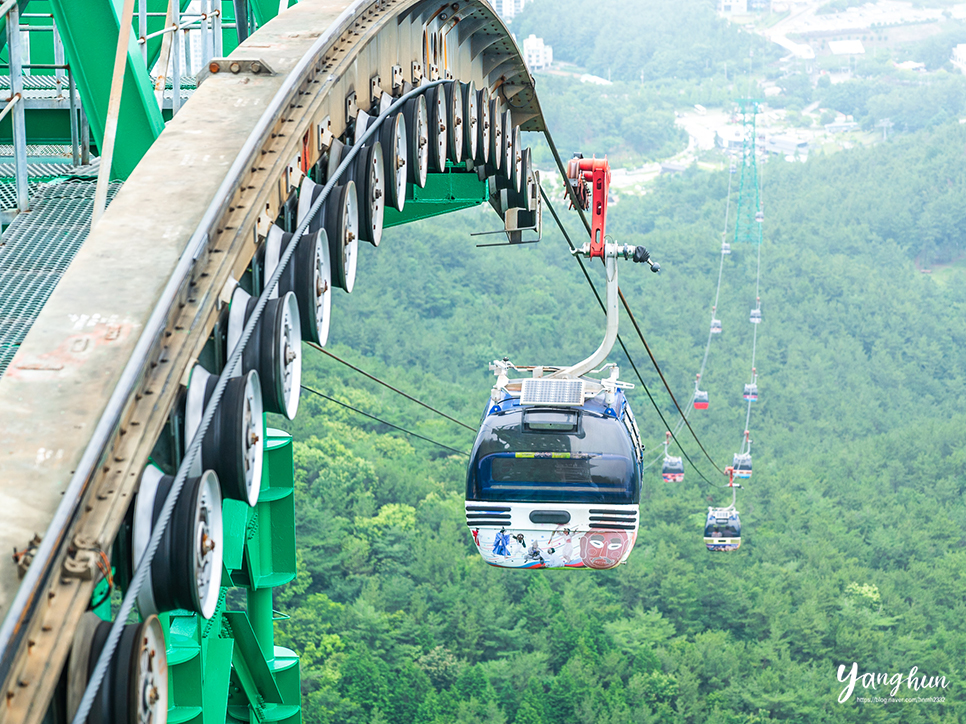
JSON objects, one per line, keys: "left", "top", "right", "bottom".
{"left": 520, "top": 378, "right": 585, "bottom": 406}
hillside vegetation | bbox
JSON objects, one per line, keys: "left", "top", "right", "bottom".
{"left": 271, "top": 120, "right": 966, "bottom": 723}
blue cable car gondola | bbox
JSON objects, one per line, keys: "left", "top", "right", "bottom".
{"left": 466, "top": 162, "right": 659, "bottom": 570}
{"left": 466, "top": 393, "right": 643, "bottom": 569}
{"left": 704, "top": 507, "right": 741, "bottom": 552}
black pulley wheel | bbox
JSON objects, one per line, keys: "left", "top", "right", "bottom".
{"left": 426, "top": 85, "right": 448, "bottom": 172}
{"left": 506, "top": 147, "right": 535, "bottom": 212}
{"left": 403, "top": 94, "right": 429, "bottom": 187}
{"left": 476, "top": 87, "right": 490, "bottom": 165}
{"left": 488, "top": 98, "right": 503, "bottom": 175}
{"left": 444, "top": 80, "right": 463, "bottom": 163}
{"left": 381, "top": 111, "right": 408, "bottom": 212}
{"left": 70, "top": 613, "right": 168, "bottom": 724}
{"left": 199, "top": 369, "right": 264, "bottom": 506}
{"left": 296, "top": 176, "right": 325, "bottom": 234}
{"left": 500, "top": 110, "right": 514, "bottom": 181}
{"left": 229, "top": 286, "right": 301, "bottom": 419}
{"left": 323, "top": 181, "right": 359, "bottom": 292}
{"left": 462, "top": 80, "right": 478, "bottom": 162}
{"left": 264, "top": 224, "right": 331, "bottom": 345}
{"left": 509, "top": 124, "right": 523, "bottom": 194}
{"left": 133, "top": 466, "right": 224, "bottom": 619}
{"left": 350, "top": 140, "right": 385, "bottom": 247}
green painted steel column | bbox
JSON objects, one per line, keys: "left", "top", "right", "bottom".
{"left": 247, "top": 587, "right": 274, "bottom": 666}
{"left": 50, "top": 0, "right": 165, "bottom": 179}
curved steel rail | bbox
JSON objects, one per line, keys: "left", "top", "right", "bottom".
{"left": 0, "top": 1, "right": 543, "bottom": 719}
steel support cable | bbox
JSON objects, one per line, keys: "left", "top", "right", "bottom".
{"left": 658, "top": 165, "right": 737, "bottom": 458}
{"left": 540, "top": 186, "right": 722, "bottom": 488}
{"left": 307, "top": 342, "right": 476, "bottom": 431}
{"left": 618, "top": 289, "right": 725, "bottom": 475}
{"left": 538, "top": 126, "right": 725, "bottom": 478}
{"left": 0, "top": 1, "right": 377, "bottom": 681}
{"left": 740, "top": 162, "right": 765, "bottom": 457}
{"left": 300, "top": 385, "right": 470, "bottom": 456}
{"left": 699, "top": 167, "right": 735, "bottom": 380}
{"left": 70, "top": 78, "right": 449, "bottom": 724}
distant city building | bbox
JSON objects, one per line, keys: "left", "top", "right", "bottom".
{"left": 825, "top": 121, "right": 859, "bottom": 133}
{"left": 580, "top": 73, "right": 612, "bottom": 86}
{"left": 718, "top": 0, "right": 747, "bottom": 13}
{"left": 716, "top": 126, "right": 745, "bottom": 150}
{"left": 828, "top": 39, "right": 865, "bottom": 56}
{"left": 764, "top": 135, "right": 808, "bottom": 156}
{"left": 522, "top": 34, "right": 553, "bottom": 71}
{"left": 893, "top": 60, "right": 925, "bottom": 72}
{"left": 953, "top": 43, "right": 966, "bottom": 72}
{"left": 489, "top": 0, "right": 526, "bottom": 20}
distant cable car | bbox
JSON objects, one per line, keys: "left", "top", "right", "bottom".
{"left": 705, "top": 507, "right": 741, "bottom": 552}
{"left": 662, "top": 456, "right": 684, "bottom": 483}
{"left": 755, "top": 210, "right": 764, "bottom": 223}
{"left": 711, "top": 318, "right": 722, "bottom": 334}
{"left": 733, "top": 452, "right": 752, "bottom": 479}
{"left": 729, "top": 160, "right": 737, "bottom": 174}
{"left": 750, "top": 308, "right": 761, "bottom": 324}
{"left": 693, "top": 373, "right": 708, "bottom": 409}
{"left": 466, "top": 157, "right": 660, "bottom": 570}
{"left": 661, "top": 432, "right": 684, "bottom": 483}
{"left": 743, "top": 368, "right": 758, "bottom": 401}
{"left": 721, "top": 241, "right": 731, "bottom": 255}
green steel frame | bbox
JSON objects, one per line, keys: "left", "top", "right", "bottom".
{"left": 5, "top": 3, "right": 510, "bottom": 719}
{"left": 384, "top": 165, "right": 489, "bottom": 228}
{"left": 49, "top": 0, "right": 164, "bottom": 179}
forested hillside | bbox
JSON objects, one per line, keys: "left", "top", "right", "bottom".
{"left": 269, "top": 118, "right": 966, "bottom": 722}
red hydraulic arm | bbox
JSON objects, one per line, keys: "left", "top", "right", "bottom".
{"left": 567, "top": 155, "right": 611, "bottom": 259}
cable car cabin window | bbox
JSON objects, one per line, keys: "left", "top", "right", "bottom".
{"left": 480, "top": 454, "right": 634, "bottom": 503}
{"left": 704, "top": 522, "right": 741, "bottom": 538}
{"left": 469, "top": 408, "right": 639, "bottom": 504}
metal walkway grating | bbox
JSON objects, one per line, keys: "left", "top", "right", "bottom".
{"left": 0, "top": 180, "right": 121, "bottom": 376}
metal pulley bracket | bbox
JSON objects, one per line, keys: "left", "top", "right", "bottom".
{"left": 62, "top": 535, "right": 103, "bottom": 580}
{"left": 200, "top": 58, "right": 277, "bottom": 84}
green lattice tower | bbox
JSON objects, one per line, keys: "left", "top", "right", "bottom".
{"left": 733, "top": 99, "right": 764, "bottom": 245}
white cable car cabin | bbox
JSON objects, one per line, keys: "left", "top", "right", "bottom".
{"left": 733, "top": 452, "right": 752, "bottom": 479}
{"left": 661, "top": 455, "right": 684, "bottom": 483}
{"left": 704, "top": 507, "right": 741, "bottom": 552}
{"left": 710, "top": 318, "right": 722, "bottom": 334}
{"left": 743, "top": 383, "right": 758, "bottom": 401}
{"left": 750, "top": 308, "right": 762, "bottom": 324}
